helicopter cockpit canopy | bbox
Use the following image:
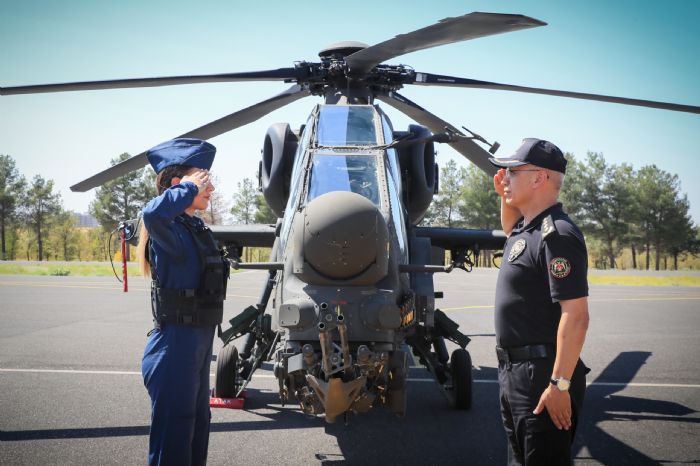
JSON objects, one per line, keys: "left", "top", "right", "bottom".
{"left": 308, "top": 153, "right": 380, "bottom": 206}
{"left": 307, "top": 104, "right": 386, "bottom": 207}
{"left": 316, "top": 105, "right": 378, "bottom": 146}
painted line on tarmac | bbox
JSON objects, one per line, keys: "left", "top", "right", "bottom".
{"left": 442, "top": 305, "right": 494, "bottom": 311}
{"left": 442, "top": 295, "right": 700, "bottom": 312}
{"left": 3, "top": 368, "right": 700, "bottom": 389}
{"left": 0, "top": 368, "right": 143, "bottom": 375}
{"left": 589, "top": 296, "right": 700, "bottom": 302}
{"left": 3, "top": 281, "right": 698, "bottom": 304}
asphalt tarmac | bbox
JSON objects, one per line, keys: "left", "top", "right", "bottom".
{"left": 1, "top": 270, "right": 699, "bottom": 465}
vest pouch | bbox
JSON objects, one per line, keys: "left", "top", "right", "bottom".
{"left": 151, "top": 217, "right": 227, "bottom": 326}
{"left": 199, "top": 255, "right": 227, "bottom": 302}
{"left": 152, "top": 286, "right": 223, "bottom": 326}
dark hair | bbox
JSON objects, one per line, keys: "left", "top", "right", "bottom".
{"left": 156, "top": 164, "right": 193, "bottom": 194}
{"left": 137, "top": 164, "right": 193, "bottom": 277}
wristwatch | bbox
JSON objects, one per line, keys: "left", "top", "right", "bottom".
{"left": 550, "top": 377, "right": 571, "bottom": 392}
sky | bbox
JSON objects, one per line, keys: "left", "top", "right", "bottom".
{"left": 1, "top": 0, "right": 699, "bottom": 223}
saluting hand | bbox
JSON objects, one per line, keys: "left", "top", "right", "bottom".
{"left": 534, "top": 385, "right": 572, "bottom": 430}
{"left": 493, "top": 168, "right": 506, "bottom": 197}
{"left": 182, "top": 169, "right": 211, "bottom": 192}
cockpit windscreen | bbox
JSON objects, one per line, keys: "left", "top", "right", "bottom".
{"left": 316, "top": 106, "right": 377, "bottom": 146}
{"left": 308, "top": 153, "right": 380, "bottom": 205}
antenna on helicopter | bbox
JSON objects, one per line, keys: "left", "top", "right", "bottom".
{"left": 460, "top": 126, "right": 500, "bottom": 154}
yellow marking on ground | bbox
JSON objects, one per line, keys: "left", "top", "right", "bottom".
{"left": 0, "top": 281, "right": 258, "bottom": 298}
{"left": 442, "top": 305, "right": 494, "bottom": 311}
{"left": 589, "top": 296, "right": 700, "bottom": 302}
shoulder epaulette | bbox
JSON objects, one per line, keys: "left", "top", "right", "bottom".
{"left": 541, "top": 214, "right": 558, "bottom": 240}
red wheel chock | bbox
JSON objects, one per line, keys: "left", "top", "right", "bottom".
{"left": 210, "top": 391, "right": 246, "bottom": 409}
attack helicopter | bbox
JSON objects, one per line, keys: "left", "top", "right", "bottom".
{"left": 3, "top": 12, "right": 699, "bottom": 423}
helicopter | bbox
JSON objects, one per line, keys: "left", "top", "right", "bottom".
{"left": 3, "top": 12, "right": 699, "bottom": 423}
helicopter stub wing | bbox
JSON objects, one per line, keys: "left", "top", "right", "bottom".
{"left": 415, "top": 227, "right": 506, "bottom": 251}
{"left": 209, "top": 224, "right": 276, "bottom": 249}
{"left": 410, "top": 73, "right": 700, "bottom": 115}
{"left": 377, "top": 91, "right": 496, "bottom": 175}
{"left": 70, "top": 84, "right": 310, "bottom": 192}
{"left": 345, "top": 12, "right": 545, "bottom": 75}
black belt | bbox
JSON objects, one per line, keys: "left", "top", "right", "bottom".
{"left": 496, "top": 344, "right": 553, "bottom": 364}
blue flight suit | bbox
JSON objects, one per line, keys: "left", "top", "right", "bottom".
{"left": 141, "top": 181, "right": 215, "bottom": 466}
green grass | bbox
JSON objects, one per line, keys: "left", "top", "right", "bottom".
{"left": 0, "top": 262, "right": 242, "bottom": 277}
{"left": 588, "top": 275, "right": 700, "bottom": 287}
{"left": 0, "top": 262, "right": 141, "bottom": 277}
{"left": 1, "top": 262, "right": 697, "bottom": 286}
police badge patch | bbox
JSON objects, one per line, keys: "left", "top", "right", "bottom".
{"left": 550, "top": 257, "right": 572, "bottom": 278}
{"left": 508, "top": 239, "right": 526, "bottom": 262}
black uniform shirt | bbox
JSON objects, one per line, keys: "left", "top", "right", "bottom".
{"left": 494, "top": 203, "right": 588, "bottom": 348}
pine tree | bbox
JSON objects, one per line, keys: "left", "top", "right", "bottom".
{"left": 0, "top": 155, "right": 27, "bottom": 260}
{"left": 23, "top": 175, "right": 62, "bottom": 260}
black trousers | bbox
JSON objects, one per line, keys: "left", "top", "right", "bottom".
{"left": 498, "top": 357, "right": 587, "bottom": 466}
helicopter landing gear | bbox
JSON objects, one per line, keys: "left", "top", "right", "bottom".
{"left": 387, "top": 350, "right": 408, "bottom": 417}
{"left": 405, "top": 306, "right": 474, "bottom": 410}
{"left": 214, "top": 343, "right": 241, "bottom": 399}
{"left": 449, "top": 348, "right": 472, "bottom": 410}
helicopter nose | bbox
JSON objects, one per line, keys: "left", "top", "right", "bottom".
{"left": 295, "top": 191, "right": 389, "bottom": 284}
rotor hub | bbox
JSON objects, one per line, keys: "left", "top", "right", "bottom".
{"left": 318, "top": 41, "right": 369, "bottom": 58}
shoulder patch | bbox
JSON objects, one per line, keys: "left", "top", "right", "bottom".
{"left": 549, "top": 257, "right": 572, "bottom": 278}
{"left": 542, "top": 215, "right": 558, "bottom": 240}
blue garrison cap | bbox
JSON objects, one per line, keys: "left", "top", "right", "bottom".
{"left": 146, "top": 138, "right": 216, "bottom": 174}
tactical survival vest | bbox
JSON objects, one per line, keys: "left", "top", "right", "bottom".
{"left": 150, "top": 216, "right": 229, "bottom": 326}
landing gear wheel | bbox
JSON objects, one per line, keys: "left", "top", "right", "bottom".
{"left": 215, "top": 343, "right": 240, "bottom": 398}
{"left": 451, "top": 348, "right": 472, "bottom": 410}
{"left": 388, "top": 350, "right": 408, "bottom": 417}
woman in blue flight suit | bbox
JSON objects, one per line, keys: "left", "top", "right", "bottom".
{"left": 136, "top": 138, "right": 229, "bottom": 466}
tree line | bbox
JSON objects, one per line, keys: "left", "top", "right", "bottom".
{"left": 422, "top": 153, "right": 698, "bottom": 270}
{"left": 2, "top": 151, "right": 697, "bottom": 269}
{"left": 0, "top": 153, "right": 274, "bottom": 262}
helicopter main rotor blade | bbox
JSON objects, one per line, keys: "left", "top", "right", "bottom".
{"left": 345, "top": 12, "right": 545, "bottom": 75}
{"left": 177, "top": 84, "right": 310, "bottom": 140}
{"left": 377, "top": 91, "right": 496, "bottom": 175}
{"left": 70, "top": 84, "right": 310, "bottom": 192}
{"left": 1, "top": 68, "right": 302, "bottom": 95}
{"left": 411, "top": 73, "right": 700, "bottom": 114}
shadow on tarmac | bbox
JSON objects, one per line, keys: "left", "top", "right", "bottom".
{"left": 575, "top": 351, "right": 699, "bottom": 466}
{"left": 2, "top": 352, "right": 698, "bottom": 465}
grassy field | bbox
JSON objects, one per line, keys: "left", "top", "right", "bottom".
{"left": 588, "top": 275, "right": 700, "bottom": 287}
{"left": 0, "top": 262, "right": 141, "bottom": 277}
{"left": 1, "top": 261, "right": 699, "bottom": 286}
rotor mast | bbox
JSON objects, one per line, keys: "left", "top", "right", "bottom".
{"left": 318, "top": 41, "right": 374, "bottom": 105}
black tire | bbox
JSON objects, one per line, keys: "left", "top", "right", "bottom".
{"left": 215, "top": 343, "right": 239, "bottom": 398}
{"left": 451, "top": 348, "right": 472, "bottom": 410}
{"left": 388, "top": 350, "right": 408, "bottom": 416}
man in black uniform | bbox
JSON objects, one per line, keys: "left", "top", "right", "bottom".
{"left": 490, "top": 138, "right": 590, "bottom": 466}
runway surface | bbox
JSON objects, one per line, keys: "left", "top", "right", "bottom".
{"left": 1, "top": 270, "right": 699, "bottom": 465}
